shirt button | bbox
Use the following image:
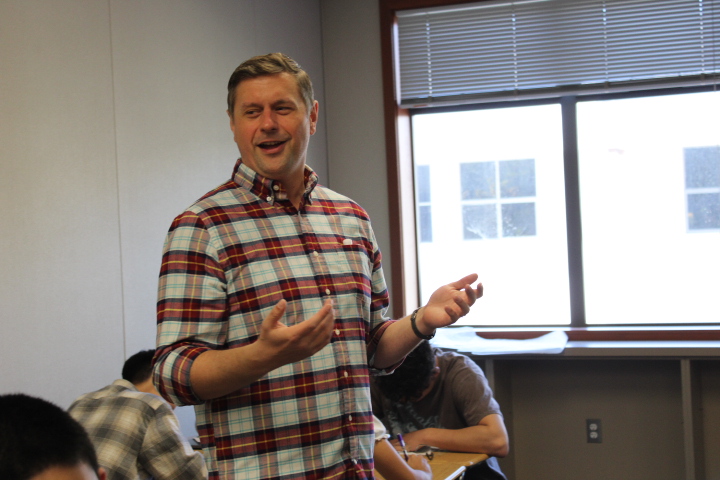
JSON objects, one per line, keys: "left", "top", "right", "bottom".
{"left": 335, "top": 329, "right": 340, "bottom": 336}
{"left": 325, "top": 288, "right": 331, "bottom": 295}
{"left": 273, "top": 184, "right": 280, "bottom": 191}
{"left": 348, "top": 415, "right": 353, "bottom": 422}
{"left": 313, "top": 251, "right": 319, "bottom": 257}
{"left": 343, "top": 371, "right": 349, "bottom": 378}
{"left": 266, "top": 196, "right": 272, "bottom": 202}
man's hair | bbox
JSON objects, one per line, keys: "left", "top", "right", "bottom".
{"left": 122, "top": 349, "right": 155, "bottom": 385}
{"left": 0, "top": 393, "right": 101, "bottom": 479}
{"left": 226, "top": 52, "right": 314, "bottom": 116}
{"left": 375, "top": 340, "right": 436, "bottom": 403}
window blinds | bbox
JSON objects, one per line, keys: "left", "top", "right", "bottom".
{"left": 396, "top": 0, "right": 719, "bottom": 107}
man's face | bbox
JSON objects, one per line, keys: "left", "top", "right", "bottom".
{"left": 228, "top": 72, "right": 318, "bottom": 184}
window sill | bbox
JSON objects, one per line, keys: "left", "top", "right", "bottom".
{"left": 465, "top": 327, "right": 720, "bottom": 358}
{"left": 471, "top": 326, "right": 720, "bottom": 341}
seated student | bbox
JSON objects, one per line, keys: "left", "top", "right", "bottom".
{"left": 68, "top": 349, "right": 206, "bottom": 480}
{"left": 372, "top": 340, "right": 509, "bottom": 480}
{"left": 0, "top": 393, "right": 107, "bottom": 480}
{"left": 373, "top": 415, "right": 432, "bottom": 480}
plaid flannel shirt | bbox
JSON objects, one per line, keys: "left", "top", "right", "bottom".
{"left": 153, "top": 160, "right": 396, "bottom": 480}
{"left": 68, "top": 379, "right": 207, "bottom": 480}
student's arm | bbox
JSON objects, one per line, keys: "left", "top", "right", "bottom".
{"left": 374, "top": 438, "right": 432, "bottom": 480}
{"left": 395, "top": 414, "right": 509, "bottom": 458}
{"left": 372, "top": 274, "right": 482, "bottom": 369}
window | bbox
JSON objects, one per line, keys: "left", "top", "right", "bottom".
{"left": 685, "top": 146, "right": 720, "bottom": 230}
{"left": 380, "top": 0, "right": 720, "bottom": 326}
{"left": 577, "top": 92, "right": 720, "bottom": 325}
{"left": 412, "top": 104, "right": 569, "bottom": 325}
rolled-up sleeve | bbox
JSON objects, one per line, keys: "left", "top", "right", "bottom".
{"left": 365, "top": 232, "right": 403, "bottom": 375}
{"left": 153, "top": 211, "right": 227, "bottom": 406}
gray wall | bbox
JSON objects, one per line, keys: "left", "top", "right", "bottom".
{"left": 320, "top": 0, "right": 392, "bottom": 301}
{"left": 0, "top": 0, "right": 336, "bottom": 435}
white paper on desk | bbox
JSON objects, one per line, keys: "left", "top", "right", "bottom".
{"left": 431, "top": 327, "right": 568, "bottom": 355}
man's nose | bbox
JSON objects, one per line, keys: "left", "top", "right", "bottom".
{"left": 259, "top": 111, "right": 278, "bottom": 131}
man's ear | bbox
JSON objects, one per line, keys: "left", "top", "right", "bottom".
{"left": 309, "top": 100, "right": 319, "bottom": 135}
{"left": 228, "top": 109, "right": 236, "bottom": 134}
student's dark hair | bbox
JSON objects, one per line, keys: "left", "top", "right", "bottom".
{"left": 375, "top": 340, "right": 436, "bottom": 403}
{"left": 227, "top": 52, "right": 314, "bottom": 116}
{"left": 122, "top": 349, "right": 156, "bottom": 385}
{"left": 0, "top": 393, "right": 100, "bottom": 480}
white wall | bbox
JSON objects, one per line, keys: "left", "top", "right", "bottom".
{"left": 0, "top": 0, "right": 328, "bottom": 435}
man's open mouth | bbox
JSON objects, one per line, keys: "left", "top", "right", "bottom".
{"left": 258, "top": 140, "right": 286, "bottom": 150}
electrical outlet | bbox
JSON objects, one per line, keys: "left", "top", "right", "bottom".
{"left": 586, "top": 419, "right": 602, "bottom": 443}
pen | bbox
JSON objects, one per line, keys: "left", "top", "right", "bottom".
{"left": 396, "top": 433, "right": 409, "bottom": 461}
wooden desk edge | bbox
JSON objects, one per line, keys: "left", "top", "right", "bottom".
{"left": 374, "top": 451, "right": 490, "bottom": 480}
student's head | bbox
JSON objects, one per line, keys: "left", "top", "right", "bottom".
{"left": 226, "top": 52, "right": 315, "bottom": 117}
{"left": 122, "top": 349, "right": 155, "bottom": 385}
{"left": 122, "top": 349, "right": 171, "bottom": 407}
{"left": 0, "top": 393, "right": 106, "bottom": 480}
{"left": 375, "top": 340, "right": 438, "bottom": 403}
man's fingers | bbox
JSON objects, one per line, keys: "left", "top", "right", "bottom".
{"left": 263, "top": 299, "right": 288, "bottom": 330}
{"left": 304, "top": 299, "right": 335, "bottom": 346}
{"left": 449, "top": 273, "right": 479, "bottom": 289}
{"left": 465, "top": 283, "right": 477, "bottom": 304}
{"left": 444, "top": 305, "right": 459, "bottom": 322}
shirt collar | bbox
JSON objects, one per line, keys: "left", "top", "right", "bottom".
{"left": 231, "top": 158, "right": 318, "bottom": 206}
{"left": 112, "top": 379, "right": 137, "bottom": 391}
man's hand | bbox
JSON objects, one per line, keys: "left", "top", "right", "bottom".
{"left": 190, "top": 299, "right": 335, "bottom": 400}
{"left": 416, "top": 273, "right": 483, "bottom": 334}
{"left": 254, "top": 299, "right": 336, "bottom": 371}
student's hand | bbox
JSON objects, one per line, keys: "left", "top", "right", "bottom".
{"left": 256, "top": 299, "right": 335, "bottom": 369}
{"left": 407, "top": 454, "right": 432, "bottom": 479}
{"left": 392, "top": 429, "right": 426, "bottom": 452}
{"left": 417, "top": 274, "right": 483, "bottom": 333}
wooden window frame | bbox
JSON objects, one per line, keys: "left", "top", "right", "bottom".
{"left": 378, "top": 0, "right": 720, "bottom": 341}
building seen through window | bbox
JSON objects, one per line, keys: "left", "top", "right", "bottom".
{"left": 460, "top": 159, "right": 537, "bottom": 240}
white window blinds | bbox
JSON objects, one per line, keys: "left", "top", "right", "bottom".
{"left": 396, "top": 0, "right": 720, "bottom": 107}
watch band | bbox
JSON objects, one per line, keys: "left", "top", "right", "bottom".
{"left": 410, "top": 307, "right": 435, "bottom": 340}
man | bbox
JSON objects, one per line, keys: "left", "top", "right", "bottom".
{"left": 153, "top": 52, "right": 483, "bottom": 480}
{"left": 68, "top": 350, "right": 206, "bottom": 480}
{"left": 0, "top": 393, "right": 107, "bottom": 480}
{"left": 372, "top": 341, "right": 509, "bottom": 480}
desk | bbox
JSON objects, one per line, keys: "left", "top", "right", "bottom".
{"left": 375, "top": 451, "right": 489, "bottom": 480}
